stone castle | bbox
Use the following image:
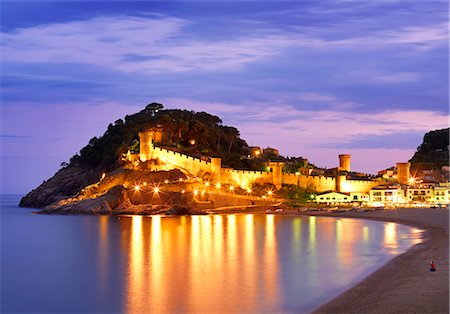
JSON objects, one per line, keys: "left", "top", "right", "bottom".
{"left": 126, "top": 129, "right": 412, "bottom": 194}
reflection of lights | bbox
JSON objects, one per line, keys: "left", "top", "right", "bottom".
{"left": 384, "top": 222, "right": 398, "bottom": 251}
{"left": 295, "top": 172, "right": 300, "bottom": 176}
{"left": 309, "top": 216, "right": 316, "bottom": 245}
{"left": 201, "top": 190, "right": 205, "bottom": 196}
{"left": 134, "top": 185, "right": 140, "bottom": 191}
{"left": 363, "top": 225, "right": 369, "bottom": 242}
{"left": 336, "top": 219, "right": 342, "bottom": 241}
{"left": 101, "top": 173, "right": 106, "bottom": 180}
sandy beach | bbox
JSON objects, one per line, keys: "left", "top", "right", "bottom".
{"left": 305, "top": 208, "right": 450, "bottom": 314}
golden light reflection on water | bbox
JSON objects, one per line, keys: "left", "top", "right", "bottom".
{"left": 363, "top": 225, "right": 369, "bottom": 243}
{"left": 126, "top": 216, "right": 144, "bottom": 313}
{"left": 384, "top": 222, "right": 398, "bottom": 252}
{"left": 98, "top": 216, "right": 109, "bottom": 297}
{"left": 264, "top": 214, "right": 280, "bottom": 306}
{"left": 292, "top": 218, "right": 302, "bottom": 257}
{"left": 118, "top": 215, "right": 419, "bottom": 313}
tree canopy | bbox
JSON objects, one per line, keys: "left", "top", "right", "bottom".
{"left": 70, "top": 105, "right": 254, "bottom": 171}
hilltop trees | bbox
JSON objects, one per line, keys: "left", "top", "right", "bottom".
{"left": 409, "top": 128, "right": 449, "bottom": 166}
{"left": 70, "top": 104, "right": 252, "bottom": 171}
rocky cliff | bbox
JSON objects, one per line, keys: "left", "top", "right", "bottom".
{"left": 19, "top": 161, "right": 102, "bottom": 208}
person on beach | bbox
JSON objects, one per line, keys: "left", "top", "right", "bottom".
{"left": 430, "top": 261, "right": 436, "bottom": 272}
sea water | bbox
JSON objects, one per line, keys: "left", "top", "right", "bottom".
{"left": 1, "top": 195, "right": 422, "bottom": 313}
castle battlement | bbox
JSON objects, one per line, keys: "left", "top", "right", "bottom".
{"left": 133, "top": 130, "right": 381, "bottom": 192}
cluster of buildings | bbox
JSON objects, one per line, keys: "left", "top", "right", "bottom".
{"left": 315, "top": 162, "right": 450, "bottom": 208}
{"left": 316, "top": 182, "right": 449, "bottom": 207}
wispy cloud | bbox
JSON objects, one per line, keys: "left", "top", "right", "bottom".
{"left": 2, "top": 15, "right": 298, "bottom": 73}
{"left": 2, "top": 12, "right": 446, "bottom": 74}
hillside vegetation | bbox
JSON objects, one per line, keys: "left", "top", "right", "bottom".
{"left": 71, "top": 103, "right": 254, "bottom": 171}
{"left": 409, "top": 128, "right": 449, "bottom": 167}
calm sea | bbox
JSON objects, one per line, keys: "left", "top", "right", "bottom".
{"left": 1, "top": 195, "right": 422, "bottom": 313}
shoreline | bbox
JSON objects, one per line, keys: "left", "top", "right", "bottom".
{"left": 304, "top": 208, "right": 449, "bottom": 314}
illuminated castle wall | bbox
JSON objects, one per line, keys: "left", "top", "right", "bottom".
{"left": 136, "top": 130, "right": 380, "bottom": 192}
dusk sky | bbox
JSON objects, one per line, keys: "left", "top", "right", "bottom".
{"left": 1, "top": 0, "right": 448, "bottom": 194}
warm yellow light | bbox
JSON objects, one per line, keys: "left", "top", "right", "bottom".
{"left": 153, "top": 187, "right": 159, "bottom": 194}
{"left": 216, "top": 183, "right": 221, "bottom": 189}
{"left": 190, "top": 139, "right": 196, "bottom": 145}
{"left": 179, "top": 178, "right": 183, "bottom": 182}
{"left": 181, "top": 189, "right": 185, "bottom": 194}
{"left": 247, "top": 188, "right": 252, "bottom": 194}
{"left": 295, "top": 172, "right": 300, "bottom": 176}
{"left": 134, "top": 185, "right": 140, "bottom": 191}
{"left": 205, "top": 182, "right": 210, "bottom": 187}
{"left": 201, "top": 190, "right": 205, "bottom": 196}
{"left": 408, "top": 177, "right": 415, "bottom": 184}
{"left": 101, "top": 173, "right": 106, "bottom": 180}
{"left": 267, "top": 190, "right": 273, "bottom": 196}
{"left": 255, "top": 150, "right": 260, "bottom": 155}
{"left": 193, "top": 189, "right": 199, "bottom": 196}
{"left": 229, "top": 186, "right": 234, "bottom": 191}
{"left": 164, "top": 179, "right": 169, "bottom": 184}
{"left": 143, "top": 182, "right": 147, "bottom": 186}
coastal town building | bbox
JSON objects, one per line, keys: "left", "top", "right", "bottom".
{"left": 315, "top": 191, "right": 369, "bottom": 204}
{"left": 369, "top": 185, "right": 405, "bottom": 206}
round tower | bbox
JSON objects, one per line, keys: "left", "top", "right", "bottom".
{"left": 396, "top": 162, "right": 411, "bottom": 185}
{"left": 338, "top": 154, "right": 351, "bottom": 172}
{"left": 139, "top": 131, "right": 153, "bottom": 162}
{"left": 336, "top": 174, "right": 348, "bottom": 193}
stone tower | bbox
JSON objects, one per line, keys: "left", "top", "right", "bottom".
{"left": 338, "top": 154, "right": 351, "bottom": 172}
{"left": 139, "top": 131, "right": 154, "bottom": 162}
{"left": 210, "top": 157, "right": 222, "bottom": 184}
{"left": 268, "top": 161, "right": 284, "bottom": 189}
{"left": 396, "top": 162, "right": 411, "bottom": 185}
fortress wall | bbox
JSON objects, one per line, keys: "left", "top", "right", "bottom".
{"left": 220, "top": 169, "right": 272, "bottom": 188}
{"left": 152, "top": 147, "right": 212, "bottom": 176}
{"left": 282, "top": 173, "right": 299, "bottom": 185}
{"left": 300, "top": 175, "right": 336, "bottom": 192}
{"left": 287, "top": 174, "right": 336, "bottom": 192}
{"left": 339, "top": 178, "right": 380, "bottom": 193}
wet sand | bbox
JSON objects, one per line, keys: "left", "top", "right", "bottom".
{"left": 307, "top": 208, "right": 449, "bottom": 314}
